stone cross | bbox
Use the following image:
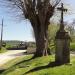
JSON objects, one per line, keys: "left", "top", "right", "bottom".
{"left": 57, "top": 3, "right": 67, "bottom": 31}
{"left": 56, "top": 3, "right": 70, "bottom": 64}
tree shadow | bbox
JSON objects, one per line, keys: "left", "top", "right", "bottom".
{"left": 24, "top": 61, "right": 63, "bottom": 75}
{"left": 0, "top": 54, "right": 34, "bottom": 74}
{"left": 14, "top": 54, "right": 37, "bottom": 66}
{"left": 0, "top": 69, "right": 5, "bottom": 74}
{"left": 15, "top": 56, "right": 34, "bottom": 66}
{"left": 8, "top": 53, "right": 39, "bottom": 69}
{"left": 14, "top": 53, "right": 45, "bottom": 66}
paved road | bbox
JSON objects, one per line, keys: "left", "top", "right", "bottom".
{"left": 0, "top": 50, "right": 26, "bottom": 66}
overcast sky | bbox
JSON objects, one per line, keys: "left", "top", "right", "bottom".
{"left": 0, "top": 0, "right": 75, "bottom": 41}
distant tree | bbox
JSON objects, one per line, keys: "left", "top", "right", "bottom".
{"left": 6, "top": 0, "right": 61, "bottom": 57}
{"left": 65, "top": 21, "right": 75, "bottom": 39}
{"left": 62, "top": 20, "right": 75, "bottom": 44}
{"left": 48, "top": 22, "right": 59, "bottom": 51}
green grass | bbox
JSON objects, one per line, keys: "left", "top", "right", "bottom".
{"left": 1, "top": 55, "right": 75, "bottom": 75}
{"left": 0, "top": 55, "right": 33, "bottom": 69}
{"left": 70, "top": 42, "right": 75, "bottom": 51}
{"left": 0, "top": 47, "right": 7, "bottom": 53}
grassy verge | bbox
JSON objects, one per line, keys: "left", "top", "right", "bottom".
{"left": 0, "top": 47, "right": 7, "bottom": 53}
{"left": 70, "top": 42, "right": 75, "bottom": 51}
{"left": 0, "top": 55, "right": 33, "bottom": 69}
{"left": 1, "top": 54, "right": 75, "bottom": 75}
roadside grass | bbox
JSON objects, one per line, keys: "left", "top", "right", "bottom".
{"left": 0, "top": 55, "right": 33, "bottom": 69}
{"left": 1, "top": 54, "right": 75, "bottom": 75}
{"left": 0, "top": 47, "right": 7, "bottom": 53}
{"left": 1, "top": 55, "right": 54, "bottom": 75}
{"left": 70, "top": 42, "right": 75, "bottom": 51}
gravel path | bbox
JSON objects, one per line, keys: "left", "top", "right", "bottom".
{"left": 0, "top": 50, "right": 26, "bottom": 66}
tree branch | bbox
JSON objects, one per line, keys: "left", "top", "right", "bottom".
{"left": 53, "top": 0, "right": 61, "bottom": 8}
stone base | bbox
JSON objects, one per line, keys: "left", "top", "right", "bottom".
{"left": 55, "top": 30, "right": 70, "bottom": 64}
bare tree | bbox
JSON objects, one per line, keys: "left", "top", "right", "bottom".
{"left": 65, "top": 21, "right": 75, "bottom": 41}
{"left": 6, "top": 0, "right": 61, "bottom": 57}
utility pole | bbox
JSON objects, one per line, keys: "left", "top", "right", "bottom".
{"left": 0, "top": 19, "right": 3, "bottom": 50}
{"left": 57, "top": 3, "right": 67, "bottom": 31}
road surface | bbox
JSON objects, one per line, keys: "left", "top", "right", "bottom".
{"left": 0, "top": 50, "right": 26, "bottom": 66}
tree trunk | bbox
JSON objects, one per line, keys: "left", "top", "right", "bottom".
{"left": 33, "top": 23, "right": 49, "bottom": 57}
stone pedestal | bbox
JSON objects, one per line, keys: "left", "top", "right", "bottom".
{"left": 55, "top": 30, "right": 70, "bottom": 64}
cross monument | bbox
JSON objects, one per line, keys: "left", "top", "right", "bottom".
{"left": 57, "top": 3, "right": 67, "bottom": 31}
{"left": 55, "top": 3, "right": 70, "bottom": 64}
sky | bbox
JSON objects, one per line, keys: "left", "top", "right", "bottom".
{"left": 0, "top": 0, "right": 75, "bottom": 42}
